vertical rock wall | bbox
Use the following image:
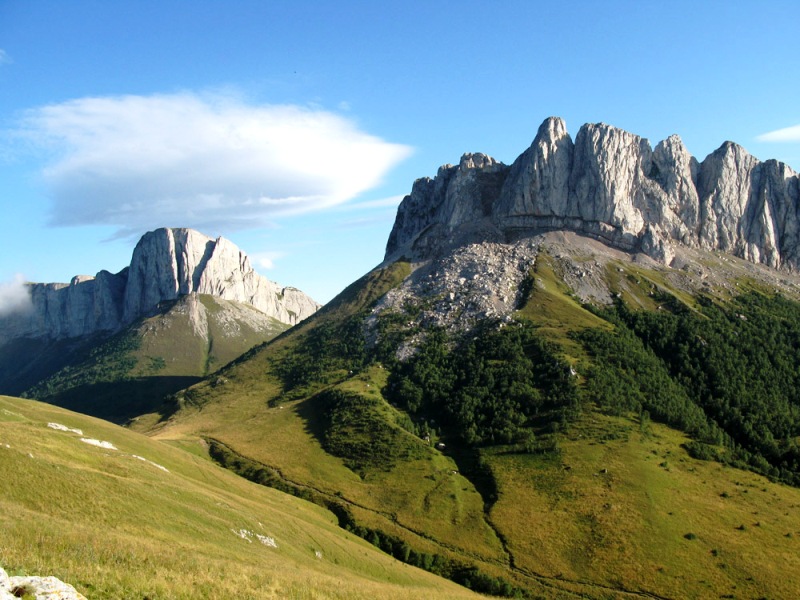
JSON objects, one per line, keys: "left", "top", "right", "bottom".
{"left": 386, "top": 117, "right": 800, "bottom": 272}
{"left": 0, "top": 228, "right": 320, "bottom": 341}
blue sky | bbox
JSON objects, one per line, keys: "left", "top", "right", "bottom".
{"left": 1, "top": 1, "right": 799, "bottom": 306}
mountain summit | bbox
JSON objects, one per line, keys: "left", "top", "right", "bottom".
{"left": 1, "top": 227, "right": 320, "bottom": 341}
{"left": 0, "top": 228, "right": 320, "bottom": 418}
{"left": 7, "top": 123, "right": 800, "bottom": 599}
{"left": 387, "top": 117, "right": 799, "bottom": 269}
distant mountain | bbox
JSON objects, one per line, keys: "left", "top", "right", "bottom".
{"left": 0, "top": 228, "right": 321, "bottom": 421}
{"left": 1, "top": 227, "right": 319, "bottom": 341}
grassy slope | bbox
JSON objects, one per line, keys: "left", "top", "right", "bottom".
{"left": 485, "top": 412, "right": 800, "bottom": 599}
{"left": 516, "top": 252, "right": 611, "bottom": 361}
{"left": 0, "top": 395, "right": 482, "bottom": 600}
{"left": 146, "top": 265, "right": 514, "bottom": 586}
{"left": 153, "top": 364, "right": 506, "bottom": 563}
{"left": 23, "top": 295, "right": 288, "bottom": 423}
{"left": 144, "top": 256, "right": 800, "bottom": 599}
{"left": 0, "top": 335, "right": 100, "bottom": 396}
{"left": 486, "top": 252, "right": 800, "bottom": 598}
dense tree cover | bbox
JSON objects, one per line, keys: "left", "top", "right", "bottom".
{"left": 24, "top": 330, "right": 140, "bottom": 400}
{"left": 272, "top": 318, "right": 368, "bottom": 394}
{"left": 314, "top": 388, "right": 426, "bottom": 475}
{"left": 580, "top": 291, "right": 800, "bottom": 484}
{"left": 386, "top": 321, "right": 579, "bottom": 446}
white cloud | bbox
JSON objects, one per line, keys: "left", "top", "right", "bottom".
{"left": 251, "top": 251, "right": 285, "bottom": 270}
{"left": 757, "top": 124, "right": 800, "bottom": 142}
{"left": 0, "top": 49, "right": 10, "bottom": 65}
{"left": 333, "top": 194, "right": 405, "bottom": 211}
{"left": 0, "top": 274, "right": 32, "bottom": 317}
{"left": 18, "top": 93, "right": 412, "bottom": 237}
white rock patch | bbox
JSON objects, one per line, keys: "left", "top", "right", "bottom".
{"left": 1, "top": 566, "right": 86, "bottom": 600}
{"left": 231, "top": 529, "right": 278, "bottom": 548}
{"left": 256, "top": 534, "right": 278, "bottom": 548}
{"left": 79, "top": 438, "right": 116, "bottom": 450}
{"left": 131, "top": 454, "right": 169, "bottom": 473}
{"left": 47, "top": 423, "right": 83, "bottom": 435}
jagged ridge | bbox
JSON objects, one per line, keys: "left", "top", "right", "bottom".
{"left": 386, "top": 117, "right": 800, "bottom": 269}
{"left": 1, "top": 228, "right": 320, "bottom": 341}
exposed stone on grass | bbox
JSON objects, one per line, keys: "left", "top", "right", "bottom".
{"left": 231, "top": 528, "right": 278, "bottom": 548}
{"left": 130, "top": 454, "right": 169, "bottom": 473}
{"left": 1, "top": 566, "right": 87, "bottom": 600}
{"left": 47, "top": 423, "right": 83, "bottom": 435}
{"left": 79, "top": 438, "right": 117, "bottom": 450}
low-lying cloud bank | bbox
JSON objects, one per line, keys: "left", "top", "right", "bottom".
{"left": 0, "top": 275, "right": 31, "bottom": 317}
{"left": 19, "top": 92, "right": 412, "bottom": 237}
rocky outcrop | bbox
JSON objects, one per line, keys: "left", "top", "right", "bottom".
{"left": 0, "top": 270, "right": 128, "bottom": 340}
{"left": 0, "top": 228, "right": 320, "bottom": 342}
{"left": 123, "top": 229, "right": 319, "bottom": 326}
{"left": 385, "top": 117, "right": 800, "bottom": 272}
{"left": 1, "top": 565, "right": 86, "bottom": 600}
{"left": 385, "top": 153, "right": 508, "bottom": 257}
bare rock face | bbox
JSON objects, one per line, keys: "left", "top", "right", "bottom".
{"left": 124, "top": 229, "right": 319, "bottom": 326}
{"left": 1, "top": 271, "right": 127, "bottom": 340}
{"left": 385, "top": 154, "right": 508, "bottom": 257}
{"left": 495, "top": 116, "right": 573, "bottom": 227}
{"left": 0, "top": 228, "right": 320, "bottom": 342}
{"left": 385, "top": 117, "right": 800, "bottom": 273}
{"left": 1, "top": 566, "right": 86, "bottom": 600}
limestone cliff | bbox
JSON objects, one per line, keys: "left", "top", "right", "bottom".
{"left": 386, "top": 117, "right": 800, "bottom": 270}
{"left": 1, "top": 228, "right": 320, "bottom": 341}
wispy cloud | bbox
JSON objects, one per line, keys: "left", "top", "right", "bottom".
{"left": 16, "top": 92, "right": 412, "bottom": 238}
{"left": 0, "top": 49, "right": 11, "bottom": 65}
{"left": 332, "top": 194, "right": 405, "bottom": 212}
{"left": 335, "top": 214, "right": 396, "bottom": 230}
{"left": 757, "top": 124, "right": 800, "bottom": 142}
{"left": 250, "top": 251, "right": 285, "bottom": 270}
{"left": 0, "top": 274, "right": 32, "bottom": 317}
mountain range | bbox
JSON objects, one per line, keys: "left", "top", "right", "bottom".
{"left": 0, "top": 228, "right": 320, "bottom": 420}
{"left": 4, "top": 118, "right": 800, "bottom": 599}
{"left": 388, "top": 116, "right": 799, "bottom": 270}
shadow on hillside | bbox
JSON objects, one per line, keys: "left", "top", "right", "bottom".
{"left": 33, "top": 376, "right": 203, "bottom": 424}
{"left": 294, "top": 392, "right": 329, "bottom": 448}
{"left": 0, "top": 335, "right": 101, "bottom": 396}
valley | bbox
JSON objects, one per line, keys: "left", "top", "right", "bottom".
{"left": 4, "top": 117, "right": 800, "bottom": 598}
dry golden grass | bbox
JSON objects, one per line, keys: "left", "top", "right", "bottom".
{"left": 0, "top": 395, "right": 482, "bottom": 600}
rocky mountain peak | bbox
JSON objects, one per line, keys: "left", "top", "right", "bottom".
{"left": 537, "top": 115, "right": 569, "bottom": 141}
{"left": 458, "top": 152, "right": 502, "bottom": 172}
{"left": 385, "top": 117, "right": 800, "bottom": 273}
{"left": 0, "top": 228, "right": 320, "bottom": 342}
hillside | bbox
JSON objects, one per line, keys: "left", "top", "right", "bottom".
{"left": 9, "top": 118, "right": 800, "bottom": 598}
{"left": 11, "top": 294, "right": 289, "bottom": 423}
{"left": 141, "top": 228, "right": 800, "bottom": 598}
{"left": 0, "top": 227, "right": 320, "bottom": 422}
{"left": 0, "top": 394, "right": 483, "bottom": 600}
{"left": 128, "top": 118, "right": 800, "bottom": 597}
